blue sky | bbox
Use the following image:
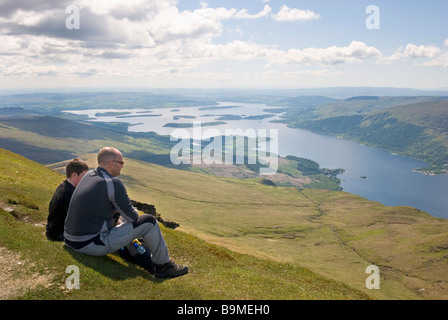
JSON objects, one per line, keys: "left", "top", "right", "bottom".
{"left": 0, "top": 0, "right": 447, "bottom": 90}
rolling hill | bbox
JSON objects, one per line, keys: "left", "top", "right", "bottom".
{"left": 0, "top": 115, "right": 175, "bottom": 165}
{"left": 0, "top": 148, "right": 370, "bottom": 300}
{"left": 49, "top": 152, "right": 448, "bottom": 300}
{"left": 292, "top": 96, "right": 448, "bottom": 119}
{"left": 1, "top": 100, "right": 448, "bottom": 300}
{"left": 2, "top": 146, "right": 448, "bottom": 300}
{"left": 282, "top": 98, "right": 448, "bottom": 174}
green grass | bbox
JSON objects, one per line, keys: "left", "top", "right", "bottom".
{"left": 2, "top": 212, "right": 364, "bottom": 300}
{"left": 0, "top": 116, "right": 176, "bottom": 165}
{"left": 50, "top": 152, "right": 448, "bottom": 300}
{"left": 0, "top": 148, "right": 369, "bottom": 300}
{"left": 3, "top": 146, "right": 448, "bottom": 300}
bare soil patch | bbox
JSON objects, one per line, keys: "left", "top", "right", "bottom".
{"left": 0, "top": 247, "right": 51, "bottom": 299}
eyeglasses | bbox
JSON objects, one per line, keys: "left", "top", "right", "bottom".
{"left": 113, "top": 160, "right": 124, "bottom": 166}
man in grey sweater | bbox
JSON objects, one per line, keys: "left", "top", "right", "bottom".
{"left": 64, "top": 147, "right": 188, "bottom": 279}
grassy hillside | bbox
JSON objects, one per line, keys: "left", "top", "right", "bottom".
{"left": 0, "top": 92, "right": 216, "bottom": 112}
{"left": 0, "top": 115, "right": 174, "bottom": 165}
{"left": 0, "top": 148, "right": 370, "bottom": 300}
{"left": 1, "top": 108, "right": 447, "bottom": 299}
{"left": 290, "top": 96, "right": 448, "bottom": 119}
{"left": 283, "top": 99, "right": 448, "bottom": 174}
{"left": 51, "top": 152, "right": 448, "bottom": 300}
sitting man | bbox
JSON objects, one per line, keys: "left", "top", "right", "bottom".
{"left": 46, "top": 158, "right": 89, "bottom": 241}
{"left": 64, "top": 147, "right": 188, "bottom": 279}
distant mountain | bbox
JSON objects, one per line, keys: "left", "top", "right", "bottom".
{"left": 0, "top": 115, "right": 175, "bottom": 164}
{"left": 0, "top": 91, "right": 216, "bottom": 113}
{"left": 283, "top": 98, "right": 448, "bottom": 174}
{"left": 0, "top": 107, "right": 42, "bottom": 117}
{"left": 291, "top": 96, "right": 448, "bottom": 119}
{"left": 279, "top": 87, "right": 448, "bottom": 99}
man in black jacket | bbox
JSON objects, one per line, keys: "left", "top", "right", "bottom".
{"left": 64, "top": 147, "right": 188, "bottom": 279}
{"left": 46, "top": 158, "right": 89, "bottom": 241}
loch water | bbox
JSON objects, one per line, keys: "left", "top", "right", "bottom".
{"left": 67, "top": 102, "right": 448, "bottom": 219}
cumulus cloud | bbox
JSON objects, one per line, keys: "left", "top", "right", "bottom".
{"left": 0, "top": 3, "right": 158, "bottom": 47}
{"left": 0, "top": 0, "right": 384, "bottom": 84}
{"left": 235, "top": 4, "right": 272, "bottom": 19}
{"left": 0, "top": 1, "right": 305, "bottom": 62}
{"left": 0, "top": 0, "right": 72, "bottom": 18}
{"left": 272, "top": 5, "right": 320, "bottom": 22}
{"left": 380, "top": 43, "right": 444, "bottom": 65}
{"left": 0, "top": 2, "right": 312, "bottom": 47}
{"left": 267, "top": 41, "right": 381, "bottom": 66}
{"left": 404, "top": 43, "right": 441, "bottom": 59}
{"left": 421, "top": 54, "right": 448, "bottom": 67}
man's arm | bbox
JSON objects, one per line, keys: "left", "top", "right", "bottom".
{"left": 113, "top": 179, "right": 139, "bottom": 222}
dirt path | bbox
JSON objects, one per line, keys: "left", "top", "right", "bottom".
{"left": 0, "top": 247, "right": 51, "bottom": 299}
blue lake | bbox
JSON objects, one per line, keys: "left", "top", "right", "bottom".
{"left": 66, "top": 102, "right": 448, "bottom": 219}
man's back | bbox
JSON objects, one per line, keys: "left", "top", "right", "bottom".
{"left": 64, "top": 167, "right": 138, "bottom": 240}
{"left": 47, "top": 180, "right": 75, "bottom": 240}
{"left": 63, "top": 147, "right": 188, "bottom": 278}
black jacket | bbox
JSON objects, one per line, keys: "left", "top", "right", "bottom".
{"left": 47, "top": 180, "right": 75, "bottom": 241}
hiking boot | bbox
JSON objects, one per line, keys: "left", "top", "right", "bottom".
{"left": 155, "top": 260, "right": 189, "bottom": 279}
{"left": 119, "top": 247, "right": 155, "bottom": 274}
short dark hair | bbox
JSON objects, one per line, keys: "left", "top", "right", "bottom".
{"left": 66, "top": 158, "right": 89, "bottom": 178}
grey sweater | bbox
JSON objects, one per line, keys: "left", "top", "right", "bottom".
{"left": 64, "top": 167, "right": 138, "bottom": 242}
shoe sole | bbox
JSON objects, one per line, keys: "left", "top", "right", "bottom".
{"left": 155, "top": 267, "right": 189, "bottom": 279}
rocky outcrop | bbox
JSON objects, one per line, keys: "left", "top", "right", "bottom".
{"left": 130, "top": 200, "right": 180, "bottom": 229}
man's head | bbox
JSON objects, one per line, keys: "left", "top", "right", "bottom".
{"left": 66, "top": 158, "right": 89, "bottom": 186}
{"left": 97, "top": 147, "right": 124, "bottom": 177}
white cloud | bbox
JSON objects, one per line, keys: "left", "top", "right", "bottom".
{"left": 380, "top": 43, "right": 443, "bottom": 65}
{"left": 208, "top": 40, "right": 269, "bottom": 62}
{"left": 235, "top": 4, "right": 272, "bottom": 19}
{"left": 421, "top": 52, "right": 448, "bottom": 67}
{"left": 267, "top": 41, "right": 381, "bottom": 66}
{"left": 3, "top": 0, "right": 424, "bottom": 88}
{"left": 404, "top": 43, "right": 441, "bottom": 59}
{"left": 281, "top": 70, "right": 342, "bottom": 77}
{"left": 146, "top": 4, "right": 273, "bottom": 44}
{"left": 79, "top": 0, "right": 176, "bottom": 20}
{"left": 272, "top": 5, "right": 320, "bottom": 22}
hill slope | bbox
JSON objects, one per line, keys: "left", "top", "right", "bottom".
{"left": 283, "top": 99, "right": 448, "bottom": 174}
{"left": 0, "top": 115, "right": 174, "bottom": 165}
{"left": 0, "top": 148, "right": 370, "bottom": 300}
{"left": 51, "top": 153, "right": 448, "bottom": 300}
